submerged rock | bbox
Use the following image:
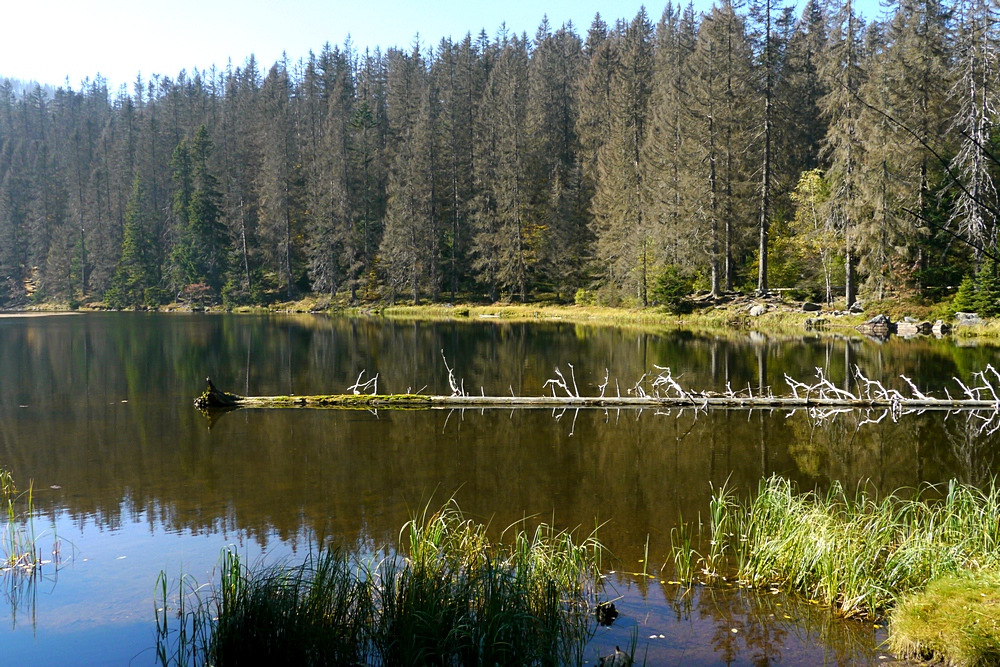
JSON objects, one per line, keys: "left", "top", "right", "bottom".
{"left": 598, "top": 646, "right": 633, "bottom": 667}
{"left": 896, "top": 321, "right": 932, "bottom": 337}
{"left": 595, "top": 601, "right": 619, "bottom": 626}
{"left": 932, "top": 319, "right": 951, "bottom": 336}
{"left": 856, "top": 313, "right": 893, "bottom": 337}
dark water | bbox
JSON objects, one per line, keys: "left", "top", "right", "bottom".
{"left": 2, "top": 312, "right": 1000, "bottom": 665}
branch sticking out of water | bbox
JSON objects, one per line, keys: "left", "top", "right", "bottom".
{"left": 347, "top": 370, "right": 378, "bottom": 395}
{"left": 441, "top": 350, "right": 466, "bottom": 397}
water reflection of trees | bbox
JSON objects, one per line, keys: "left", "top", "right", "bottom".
{"left": 2, "top": 315, "right": 1000, "bottom": 562}
{"left": 594, "top": 578, "right": 884, "bottom": 665}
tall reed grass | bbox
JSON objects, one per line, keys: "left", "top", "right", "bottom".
{"left": 1, "top": 469, "right": 40, "bottom": 571}
{"left": 155, "top": 502, "right": 605, "bottom": 666}
{"left": 1, "top": 468, "right": 45, "bottom": 629}
{"left": 673, "top": 476, "right": 1000, "bottom": 619}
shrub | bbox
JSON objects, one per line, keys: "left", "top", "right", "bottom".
{"left": 652, "top": 265, "right": 694, "bottom": 313}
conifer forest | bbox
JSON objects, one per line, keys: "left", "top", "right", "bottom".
{"left": 0, "top": 0, "right": 993, "bottom": 310}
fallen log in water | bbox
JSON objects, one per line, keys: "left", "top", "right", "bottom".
{"left": 194, "top": 364, "right": 1000, "bottom": 414}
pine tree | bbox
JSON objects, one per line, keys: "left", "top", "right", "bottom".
{"left": 875, "top": 0, "right": 953, "bottom": 290}
{"left": 527, "top": 20, "right": 587, "bottom": 299}
{"left": 171, "top": 126, "right": 228, "bottom": 297}
{"left": 590, "top": 10, "right": 655, "bottom": 305}
{"left": 257, "top": 61, "right": 301, "bottom": 298}
{"left": 819, "top": 0, "right": 867, "bottom": 307}
{"left": 106, "top": 175, "right": 156, "bottom": 308}
{"left": 749, "top": 0, "right": 795, "bottom": 294}
{"left": 684, "top": 0, "right": 755, "bottom": 296}
{"left": 379, "top": 44, "right": 442, "bottom": 303}
{"left": 642, "top": 3, "right": 698, "bottom": 270}
{"left": 948, "top": 0, "right": 1000, "bottom": 260}
{"left": 472, "top": 33, "right": 532, "bottom": 301}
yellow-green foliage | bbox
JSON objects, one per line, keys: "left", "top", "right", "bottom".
{"left": 889, "top": 570, "right": 1000, "bottom": 666}
{"left": 688, "top": 477, "right": 1000, "bottom": 619}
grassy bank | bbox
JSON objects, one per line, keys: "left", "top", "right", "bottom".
{"left": 672, "top": 476, "right": 1000, "bottom": 664}
{"left": 889, "top": 570, "right": 1000, "bottom": 666}
{"left": 155, "top": 503, "right": 608, "bottom": 667}
{"left": 26, "top": 290, "right": 993, "bottom": 339}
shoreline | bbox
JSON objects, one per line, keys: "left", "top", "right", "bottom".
{"left": 9, "top": 294, "right": 998, "bottom": 340}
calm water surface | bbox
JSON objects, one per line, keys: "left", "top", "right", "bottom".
{"left": 3, "top": 312, "right": 1000, "bottom": 665}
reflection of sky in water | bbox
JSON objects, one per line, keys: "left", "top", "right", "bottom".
{"left": 3, "top": 507, "right": 287, "bottom": 665}
{"left": 4, "top": 506, "right": 896, "bottom": 666}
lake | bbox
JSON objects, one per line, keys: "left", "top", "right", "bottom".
{"left": 2, "top": 312, "right": 999, "bottom": 665}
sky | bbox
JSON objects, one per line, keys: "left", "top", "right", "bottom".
{"left": 3, "top": 0, "right": 884, "bottom": 91}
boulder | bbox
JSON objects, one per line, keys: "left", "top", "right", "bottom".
{"left": 749, "top": 304, "right": 767, "bottom": 317}
{"left": 802, "top": 301, "right": 822, "bottom": 312}
{"left": 955, "top": 312, "right": 983, "bottom": 327}
{"left": 849, "top": 300, "right": 864, "bottom": 314}
{"left": 897, "top": 320, "right": 932, "bottom": 337}
{"left": 856, "top": 313, "right": 893, "bottom": 336}
{"left": 932, "top": 319, "right": 951, "bottom": 336}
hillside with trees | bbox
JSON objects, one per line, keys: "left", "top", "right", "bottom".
{"left": 0, "top": 0, "right": 992, "bottom": 310}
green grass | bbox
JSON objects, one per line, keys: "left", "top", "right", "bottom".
{"left": 889, "top": 570, "right": 1000, "bottom": 666}
{"left": 675, "top": 476, "right": 1000, "bottom": 620}
{"left": 155, "top": 502, "right": 606, "bottom": 666}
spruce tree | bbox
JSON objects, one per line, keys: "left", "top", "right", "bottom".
{"left": 107, "top": 175, "right": 156, "bottom": 308}
{"left": 590, "top": 10, "right": 655, "bottom": 305}
{"left": 948, "top": 0, "right": 1000, "bottom": 261}
{"left": 819, "top": 0, "right": 867, "bottom": 307}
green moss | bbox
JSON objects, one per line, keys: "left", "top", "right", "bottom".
{"left": 889, "top": 570, "right": 1000, "bottom": 666}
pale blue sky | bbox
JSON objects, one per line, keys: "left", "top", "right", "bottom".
{"left": 3, "top": 0, "right": 883, "bottom": 90}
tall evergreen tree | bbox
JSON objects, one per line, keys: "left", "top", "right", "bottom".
{"left": 171, "top": 125, "right": 228, "bottom": 296}
{"left": 819, "top": 0, "right": 867, "bottom": 307}
{"left": 591, "top": 10, "right": 655, "bottom": 305}
{"left": 643, "top": 4, "right": 698, "bottom": 269}
{"left": 472, "top": 33, "right": 532, "bottom": 301}
{"left": 106, "top": 174, "right": 156, "bottom": 307}
{"left": 257, "top": 61, "right": 301, "bottom": 298}
{"left": 948, "top": 0, "right": 999, "bottom": 259}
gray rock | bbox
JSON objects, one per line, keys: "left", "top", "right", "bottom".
{"left": 598, "top": 647, "right": 633, "bottom": 667}
{"left": 856, "top": 313, "right": 893, "bottom": 337}
{"left": 802, "top": 301, "right": 822, "bottom": 312}
{"left": 955, "top": 312, "right": 983, "bottom": 326}
{"left": 849, "top": 300, "right": 864, "bottom": 313}
{"left": 749, "top": 304, "right": 767, "bottom": 317}
{"left": 932, "top": 319, "right": 951, "bottom": 335}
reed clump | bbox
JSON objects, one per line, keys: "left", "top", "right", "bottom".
{"left": 676, "top": 476, "right": 1000, "bottom": 620}
{"left": 1, "top": 468, "right": 39, "bottom": 571}
{"left": 155, "top": 502, "right": 604, "bottom": 666}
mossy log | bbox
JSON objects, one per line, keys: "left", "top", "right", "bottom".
{"left": 194, "top": 378, "right": 999, "bottom": 412}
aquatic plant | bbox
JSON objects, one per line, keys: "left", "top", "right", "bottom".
{"left": 1, "top": 469, "right": 39, "bottom": 571}
{"left": 155, "top": 502, "right": 605, "bottom": 666}
{"left": 675, "top": 476, "right": 1000, "bottom": 620}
